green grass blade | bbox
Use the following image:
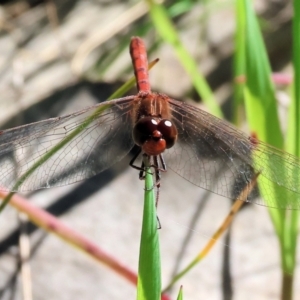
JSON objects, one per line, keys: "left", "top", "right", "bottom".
{"left": 238, "top": 0, "right": 298, "bottom": 298}
{"left": 289, "top": 0, "right": 300, "bottom": 257}
{"left": 288, "top": 0, "right": 300, "bottom": 157}
{"left": 233, "top": 0, "right": 246, "bottom": 125}
{"left": 280, "top": 0, "right": 300, "bottom": 297}
{"left": 243, "top": 0, "right": 282, "bottom": 147}
{"left": 239, "top": 0, "right": 285, "bottom": 232}
{"left": 146, "top": 0, "right": 222, "bottom": 117}
{"left": 137, "top": 160, "right": 161, "bottom": 300}
{"left": 176, "top": 286, "right": 183, "bottom": 300}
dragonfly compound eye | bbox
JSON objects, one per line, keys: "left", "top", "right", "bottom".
{"left": 133, "top": 117, "right": 159, "bottom": 147}
{"left": 157, "top": 119, "right": 178, "bottom": 149}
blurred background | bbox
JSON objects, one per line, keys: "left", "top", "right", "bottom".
{"left": 0, "top": 0, "right": 298, "bottom": 300}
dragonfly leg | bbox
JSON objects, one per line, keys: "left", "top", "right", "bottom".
{"left": 156, "top": 216, "right": 162, "bottom": 229}
{"left": 129, "top": 147, "right": 142, "bottom": 170}
{"left": 140, "top": 160, "right": 154, "bottom": 181}
{"left": 139, "top": 160, "right": 145, "bottom": 180}
{"left": 159, "top": 153, "right": 167, "bottom": 172}
{"left": 130, "top": 148, "right": 153, "bottom": 179}
{"left": 152, "top": 156, "right": 163, "bottom": 229}
{"left": 142, "top": 154, "right": 155, "bottom": 185}
{"left": 152, "top": 154, "right": 167, "bottom": 188}
{"left": 148, "top": 154, "right": 167, "bottom": 174}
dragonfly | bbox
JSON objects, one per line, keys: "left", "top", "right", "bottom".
{"left": 0, "top": 36, "right": 299, "bottom": 209}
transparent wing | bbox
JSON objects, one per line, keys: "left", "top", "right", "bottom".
{"left": 166, "top": 98, "right": 300, "bottom": 209}
{"left": 0, "top": 96, "right": 135, "bottom": 192}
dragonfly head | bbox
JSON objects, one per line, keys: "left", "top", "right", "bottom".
{"left": 133, "top": 116, "right": 178, "bottom": 156}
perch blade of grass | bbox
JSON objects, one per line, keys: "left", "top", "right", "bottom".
{"left": 137, "top": 160, "right": 161, "bottom": 300}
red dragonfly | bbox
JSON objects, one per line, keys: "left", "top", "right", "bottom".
{"left": 0, "top": 36, "right": 299, "bottom": 209}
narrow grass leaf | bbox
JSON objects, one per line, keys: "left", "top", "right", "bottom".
{"left": 137, "top": 161, "right": 161, "bottom": 300}
{"left": 239, "top": 0, "right": 297, "bottom": 298}
{"left": 239, "top": 0, "right": 285, "bottom": 234}
{"left": 279, "top": 0, "right": 300, "bottom": 296}
{"left": 176, "top": 286, "right": 183, "bottom": 300}
{"left": 242, "top": 0, "right": 282, "bottom": 146}
{"left": 233, "top": 0, "right": 246, "bottom": 125}
{"left": 146, "top": 0, "right": 222, "bottom": 117}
